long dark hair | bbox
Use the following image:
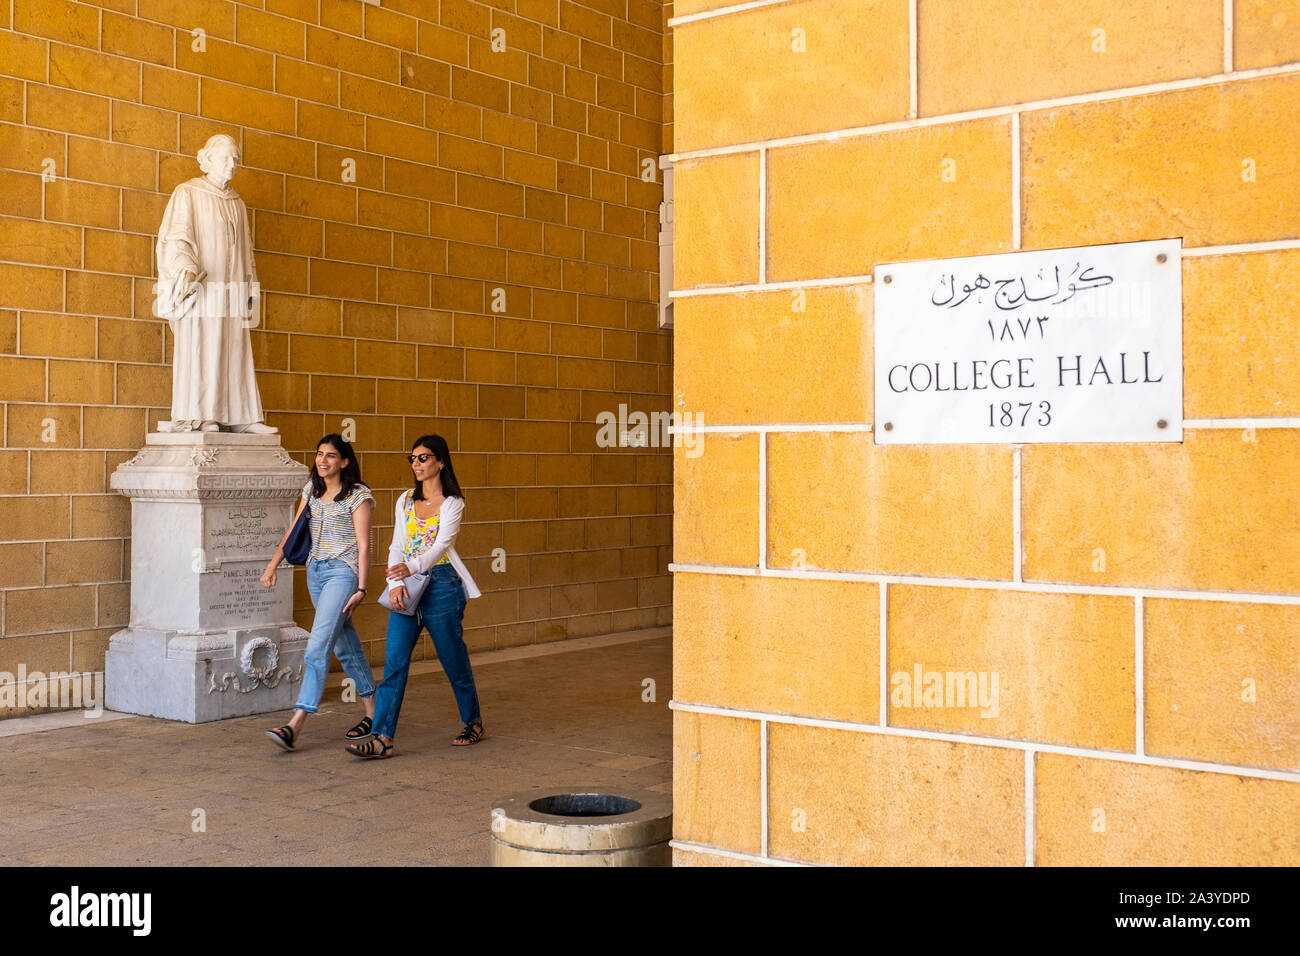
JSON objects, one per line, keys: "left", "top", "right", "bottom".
{"left": 309, "top": 434, "right": 364, "bottom": 500}
{"left": 411, "top": 434, "right": 464, "bottom": 501}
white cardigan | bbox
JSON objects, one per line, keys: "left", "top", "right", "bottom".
{"left": 385, "top": 491, "right": 481, "bottom": 599}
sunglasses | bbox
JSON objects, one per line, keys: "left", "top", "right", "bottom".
{"left": 407, "top": 454, "right": 437, "bottom": 464}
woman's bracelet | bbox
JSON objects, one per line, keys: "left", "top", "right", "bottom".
{"left": 356, "top": 588, "right": 367, "bottom": 594}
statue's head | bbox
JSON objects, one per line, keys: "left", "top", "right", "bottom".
{"left": 197, "top": 134, "right": 240, "bottom": 188}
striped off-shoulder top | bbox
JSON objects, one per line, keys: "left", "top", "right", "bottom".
{"left": 300, "top": 481, "right": 374, "bottom": 574}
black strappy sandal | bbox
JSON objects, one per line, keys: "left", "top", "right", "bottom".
{"left": 452, "top": 720, "right": 485, "bottom": 746}
{"left": 345, "top": 716, "right": 372, "bottom": 739}
{"left": 346, "top": 736, "right": 393, "bottom": 759}
{"left": 266, "top": 725, "right": 296, "bottom": 751}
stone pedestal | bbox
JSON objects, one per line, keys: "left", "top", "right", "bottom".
{"left": 107, "top": 433, "right": 311, "bottom": 723}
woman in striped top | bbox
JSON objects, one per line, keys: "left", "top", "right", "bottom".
{"left": 261, "top": 434, "right": 378, "bottom": 750}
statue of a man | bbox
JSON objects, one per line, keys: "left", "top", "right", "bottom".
{"left": 154, "top": 134, "right": 276, "bottom": 434}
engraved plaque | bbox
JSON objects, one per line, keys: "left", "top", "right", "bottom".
{"left": 200, "top": 563, "right": 287, "bottom": 629}
{"left": 203, "top": 503, "right": 290, "bottom": 564}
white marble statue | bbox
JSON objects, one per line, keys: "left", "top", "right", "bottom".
{"left": 154, "top": 134, "right": 276, "bottom": 434}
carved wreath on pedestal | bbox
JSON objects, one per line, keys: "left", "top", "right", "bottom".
{"left": 207, "top": 636, "right": 303, "bottom": 694}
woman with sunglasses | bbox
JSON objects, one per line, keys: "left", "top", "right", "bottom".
{"left": 347, "top": 434, "right": 482, "bottom": 759}
{"left": 262, "top": 434, "right": 377, "bottom": 750}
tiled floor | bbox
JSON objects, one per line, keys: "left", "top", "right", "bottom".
{"left": 0, "top": 631, "right": 671, "bottom": 866}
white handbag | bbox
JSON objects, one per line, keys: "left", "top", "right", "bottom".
{"left": 378, "top": 572, "right": 429, "bottom": 616}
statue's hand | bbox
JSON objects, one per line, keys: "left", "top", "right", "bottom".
{"left": 180, "top": 270, "right": 201, "bottom": 299}
{"left": 245, "top": 283, "right": 261, "bottom": 324}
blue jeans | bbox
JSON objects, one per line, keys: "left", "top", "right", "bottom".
{"left": 372, "top": 563, "right": 479, "bottom": 739}
{"left": 295, "top": 558, "right": 376, "bottom": 713}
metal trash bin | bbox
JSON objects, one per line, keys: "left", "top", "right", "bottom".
{"left": 490, "top": 787, "right": 672, "bottom": 866}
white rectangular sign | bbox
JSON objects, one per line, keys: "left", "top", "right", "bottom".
{"left": 874, "top": 238, "right": 1182, "bottom": 444}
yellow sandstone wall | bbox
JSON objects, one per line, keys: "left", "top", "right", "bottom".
{"left": 668, "top": 0, "right": 1299, "bottom": 866}
{"left": 0, "top": 0, "right": 673, "bottom": 716}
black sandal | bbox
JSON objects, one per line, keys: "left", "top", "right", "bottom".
{"left": 346, "top": 736, "right": 392, "bottom": 759}
{"left": 266, "top": 725, "right": 296, "bottom": 751}
{"left": 345, "top": 716, "right": 373, "bottom": 740}
{"left": 452, "top": 720, "right": 485, "bottom": 746}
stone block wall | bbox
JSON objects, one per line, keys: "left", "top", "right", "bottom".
{"left": 668, "top": 0, "right": 1299, "bottom": 866}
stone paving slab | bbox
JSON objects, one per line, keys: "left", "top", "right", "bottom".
{"left": 0, "top": 635, "right": 671, "bottom": 867}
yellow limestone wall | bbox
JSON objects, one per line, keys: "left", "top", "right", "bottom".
{"left": 0, "top": 0, "right": 674, "bottom": 716}
{"left": 668, "top": 0, "right": 1300, "bottom": 866}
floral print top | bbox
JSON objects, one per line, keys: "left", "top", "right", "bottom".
{"left": 402, "top": 495, "right": 451, "bottom": 567}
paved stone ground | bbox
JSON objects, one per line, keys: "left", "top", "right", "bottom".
{"left": 0, "top": 633, "right": 671, "bottom": 866}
